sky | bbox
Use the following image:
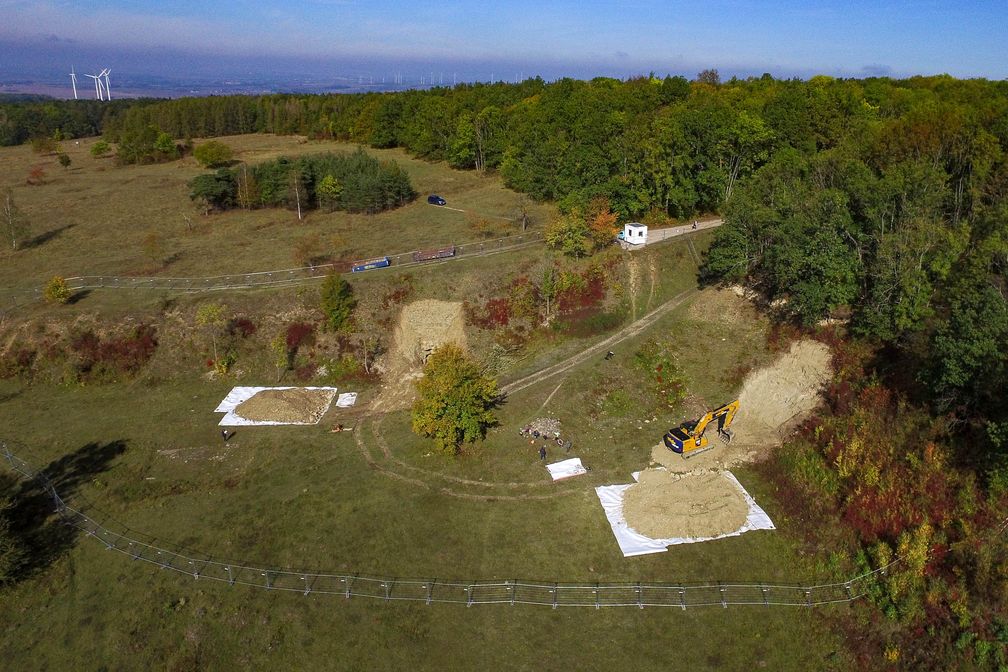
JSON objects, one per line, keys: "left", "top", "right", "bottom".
{"left": 1, "top": 0, "right": 1005, "bottom": 89}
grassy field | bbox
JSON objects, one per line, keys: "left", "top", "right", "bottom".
{"left": 0, "top": 136, "right": 853, "bottom": 670}
{"left": 0, "top": 134, "right": 553, "bottom": 298}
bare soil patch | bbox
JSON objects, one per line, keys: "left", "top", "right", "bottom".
{"left": 235, "top": 388, "right": 335, "bottom": 423}
{"left": 650, "top": 339, "right": 833, "bottom": 472}
{"left": 372, "top": 300, "right": 467, "bottom": 412}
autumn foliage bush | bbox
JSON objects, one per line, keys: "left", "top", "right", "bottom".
{"left": 757, "top": 340, "right": 1008, "bottom": 670}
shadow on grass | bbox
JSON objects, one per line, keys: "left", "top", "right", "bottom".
{"left": 66, "top": 289, "right": 91, "bottom": 305}
{"left": 23, "top": 223, "right": 77, "bottom": 249}
{"left": 1, "top": 440, "right": 126, "bottom": 582}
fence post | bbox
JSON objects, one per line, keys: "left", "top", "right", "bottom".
{"left": 636, "top": 581, "right": 643, "bottom": 609}
{"left": 720, "top": 585, "right": 727, "bottom": 609}
{"left": 225, "top": 566, "right": 234, "bottom": 586}
{"left": 761, "top": 585, "right": 769, "bottom": 607}
{"left": 594, "top": 582, "right": 600, "bottom": 610}
{"left": 552, "top": 583, "right": 558, "bottom": 610}
{"left": 302, "top": 575, "right": 311, "bottom": 596}
{"left": 844, "top": 582, "right": 853, "bottom": 600}
{"left": 678, "top": 587, "right": 686, "bottom": 611}
{"left": 425, "top": 579, "right": 435, "bottom": 606}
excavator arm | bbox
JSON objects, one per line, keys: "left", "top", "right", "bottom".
{"left": 663, "top": 400, "right": 740, "bottom": 456}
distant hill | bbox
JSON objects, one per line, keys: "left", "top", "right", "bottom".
{"left": 0, "top": 92, "right": 54, "bottom": 102}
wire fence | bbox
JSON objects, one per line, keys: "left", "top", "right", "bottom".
{"left": 2, "top": 443, "right": 900, "bottom": 609}
{"left": 61, "top": 232, "right": 542, "bottom": 295}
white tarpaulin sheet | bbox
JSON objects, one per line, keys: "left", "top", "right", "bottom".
{"left": 335, "top": 392, "right": 358, "bottom": 408}
{"left": 594, "top": 470, "right": 775, "bottom": 557}
{"left": 214, "top": 386, "right": 339, "bottom": 426}
{"left": 546, "top": 457, "right": 587, "bottom": 481}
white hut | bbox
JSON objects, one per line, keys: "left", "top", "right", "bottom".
{"left": 623, "top": 222, "right": 648, "bottom": 245}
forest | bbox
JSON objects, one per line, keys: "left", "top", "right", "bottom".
{"left": 1, "top": 73, "right": 1007, "bottom": 668}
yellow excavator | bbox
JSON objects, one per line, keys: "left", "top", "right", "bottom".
{"left": 663, "top": 400, "right": 740, "bottom": 458}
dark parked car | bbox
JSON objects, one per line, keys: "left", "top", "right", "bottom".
{"left": 427, "top": 194, "right": 447, "bottom": 206}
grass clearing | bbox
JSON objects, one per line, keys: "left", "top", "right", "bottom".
{"left": 0, "top": 136, "right": 851, "bottom": 670}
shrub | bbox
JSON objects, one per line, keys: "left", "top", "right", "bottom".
{"left": 193, "top": 140, "right": 234, "bottom": 168}
{"left": 320, "top": 274, "right": 355, "bottom": 332}
{"left": 43, "top": 276, "right": 71, "bottom": 304}
{"left": 285, "top": 322, "right": 315, "bottom": 351}
{"left": 225, "top": 317, "right": 257, "bottom": 338}
{"left": 90, "top": 140, "right": 111, "bottom": 158}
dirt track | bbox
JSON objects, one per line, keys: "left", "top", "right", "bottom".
{"left": 501, "top": 288, "right": 698, "bottom": 396}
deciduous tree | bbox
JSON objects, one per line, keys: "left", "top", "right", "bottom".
{"left": 2, "top": 189, "right": 28, "bottom": 250}
{"left": 411, "top": 344, "right": 498, "bottom": 454}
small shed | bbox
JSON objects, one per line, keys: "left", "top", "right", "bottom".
{"left": 623, "top": 222, "right": 648, "bottom": 245}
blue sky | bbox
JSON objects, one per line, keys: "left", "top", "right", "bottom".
{"left": 1, "top": 0, "right": 1005, "bottom": 82}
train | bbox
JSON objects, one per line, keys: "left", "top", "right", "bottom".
{"left": 351, "top": 256, "right": 391, "bottom": 273}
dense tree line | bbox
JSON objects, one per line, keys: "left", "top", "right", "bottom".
{"left": 0, "top": 98, "right": 160, "bottom": 146}
{"left": 190, "top": 148, "right": 415, "bottom": 215}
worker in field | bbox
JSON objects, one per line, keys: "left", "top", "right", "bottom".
{"left": 539, "top": 444, "right": 547, "bottom": 461}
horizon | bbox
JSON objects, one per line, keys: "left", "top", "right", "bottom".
{"left": 1, "top": 1, "right": 1006, "bottom": 99}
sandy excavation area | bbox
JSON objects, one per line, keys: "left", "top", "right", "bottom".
{"left": 235, "top": 388, "right": 336, "bottom": 423}
{"left": 372, "top": 299, "right": 468, "bottom": 412}
{"left": 624, "top": 339, "right": 833, "bottom": 538}
{"left": 622, "top": 469, "right": 749, "bottom": 539}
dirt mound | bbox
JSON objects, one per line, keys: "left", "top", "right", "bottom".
{"left": 235, "top": 388, "right": 335, "bottom": 423}
{"left": 372, "top": 300, "right": 467, "bottom": 412}
{"left": 651, "top": 339, "right": 833, "bottom": 472}
{"left": 623, "top": 469, "right": 749, "bottom": 539}
{"left": 626, "top": 339, "right": 833, "bottom": 539}
{"left": 733, "top": 339, "right": 832, "bottom": 446}
{"left": 392, "top": 299, "right": 468, "bottom": 365}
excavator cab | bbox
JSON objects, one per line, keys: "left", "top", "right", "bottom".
{"left": 664, "top": 400, "right": 740, "bottom": 457}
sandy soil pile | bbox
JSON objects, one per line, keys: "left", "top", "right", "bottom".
{"left": 235, "top": 388, "right": 336, "bottom": 423}
{"left": 625, "top": 339, "right": 833, "bottom": 538}
{"left": 622, "top": 469, "right": 749, "bottom": 539}
{"left": 372, "top": 300, "right": 467, "bottom": 412}
{"left": 650, "top": 339, "right": 833, "bottom": 472}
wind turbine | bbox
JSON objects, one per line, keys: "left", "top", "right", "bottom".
{"left": 85, "top": 73, "right": 103, "bottom": 100}
{"left": 101, "top": 69, "right": 111, "bottom": 100}
{"left": 70, "top": 67, "right": 78, "bottom": 99}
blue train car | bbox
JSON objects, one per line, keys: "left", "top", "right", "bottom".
{"left": 351, "top": 256, "right": 391, "bottom": 273}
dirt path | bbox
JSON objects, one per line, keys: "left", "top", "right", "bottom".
{"left": 501, "top": 288, "right": 697, "bottom": 396}
{"left": 627, "top": 257, "right": 640, "bottom": 320}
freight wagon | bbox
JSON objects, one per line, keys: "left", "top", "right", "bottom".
{"left": 351, "top": 256, "right": 391, "bottom": 272}
{"left": 412, "top": 245, "right": 456, "bottom": 263}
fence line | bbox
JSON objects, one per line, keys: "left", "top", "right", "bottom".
{"left": 2, "top": 443, "right": 901, "bottom": 609}
{"left": 0, "top": 232, "right": 544, "bottom": 307}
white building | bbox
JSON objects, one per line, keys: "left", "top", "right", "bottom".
{"left": 623, "top": 222, "right": 648, "bottom": 245}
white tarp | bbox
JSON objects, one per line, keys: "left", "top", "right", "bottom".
{"left": 546, "top": 457, "right": 587, "bottom": 481}
{"left": 335, "top": 392, "right": 358, "bottom": 408}
{"left": 594, "top": 471, "right": 775, "bottom": 557}
{"left": 214, "top": 386, "right": 339, "bottom": 426}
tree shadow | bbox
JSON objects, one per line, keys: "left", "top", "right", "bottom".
{"left": 66, "top": 289, "right": 91, "bottom": 305}
{"left": 1, "top": 440, "right": 127, "bottom": 582}
{"left": 23, "top": 223, "right": 76, "bottom": 249}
